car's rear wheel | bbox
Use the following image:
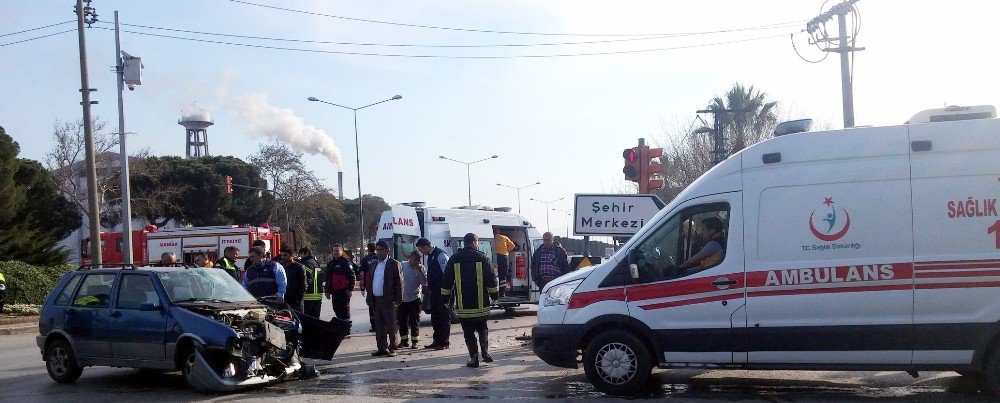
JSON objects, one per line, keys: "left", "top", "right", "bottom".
{"left": 583, "top": 330, "right": 653, "bottom": 396}
{"left": 46, "top": 339, "right": 83, "bottom": 383}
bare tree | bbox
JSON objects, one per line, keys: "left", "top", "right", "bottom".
{"left": 44, "top": 117, "right": 119, "bottom": 221}
{"left": 248, "top": 141, "right": 330, "bottom": 241}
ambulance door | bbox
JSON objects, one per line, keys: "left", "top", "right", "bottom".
{"left": 909, "top": 119, "right": 1000, "bottom": 365}
{"left": 624, "top": 194, "right": 745, "bottom": 365}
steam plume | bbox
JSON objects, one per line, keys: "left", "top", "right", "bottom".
{"left": 233, "top": 93, "right": 342, "bottom": 170}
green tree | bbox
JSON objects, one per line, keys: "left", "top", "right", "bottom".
{"left": 0, "top": 126, "right": 81, "bottom": 265}
{"left": 654, "top": 83, "right": 779, "bottom": 203}
{"left": 704, "top": 83, "right": 778, "bottom": 154}
{"left": 124, "top": 156, "right": 273, "bottom": 227}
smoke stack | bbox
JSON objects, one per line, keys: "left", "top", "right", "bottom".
{"left": 337, "top": 171, "right": 344, "bottom": 199}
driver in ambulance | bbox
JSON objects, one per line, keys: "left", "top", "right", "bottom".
{"left": 678, "top": 216, "right": 726, "bottom": 273}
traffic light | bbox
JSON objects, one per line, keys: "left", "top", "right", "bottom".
{"left": 225, "top": 175, "right": 233, "bottom": 194}
{"left": 641, "top": 147, "right": 664, "bottom": 193}
{"left": 622, "top": 148, "right": 640, "bottom": 182}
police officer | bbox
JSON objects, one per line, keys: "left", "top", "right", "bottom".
{"left": 214, "top": 246, "right": 241, "bottom": 280}
{"left": 0, "top": 271, "right": 6, "bottom": 313}
{"left": 242, "top": 246, "right": 287, "bottom": 302}
{"left": 441, "top": 233, "right": 499, "bottom": 368}
{"left": 416, "top": 238, "right": 451, "bottom": 349}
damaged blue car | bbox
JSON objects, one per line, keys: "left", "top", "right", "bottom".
{"left": 37, "top": 266, "right": 349, "bottom": 392}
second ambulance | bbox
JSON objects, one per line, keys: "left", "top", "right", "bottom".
{"left": 532, "top": 106, "right": 1000, "bottom": 395}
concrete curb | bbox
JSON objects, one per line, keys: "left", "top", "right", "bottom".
{"left": 0, "top": 315, "right": 37, "bottom": 335}
{"left": 0, "top": 322, "right": 36, "bottom": 335}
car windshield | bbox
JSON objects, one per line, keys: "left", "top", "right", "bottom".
{"left": 156, "top": 269, "right": 257, "bottom": 303}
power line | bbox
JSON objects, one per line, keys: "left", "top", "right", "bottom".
{"left": 0, "top": 20, "right": 75, "bottom": 38}
{"left": 97, "top": 19, "right": 803, "bottom": 49}
{"left": 0, "top": 29, "right": 75, "bottom": 47}
{"left": 228, "top": 0, "right": 805, "bottom": 38}
{"left": 93, "top": 26, "right": 793, "bottom": 58}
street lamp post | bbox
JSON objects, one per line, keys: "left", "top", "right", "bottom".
{"left": 530, "top": 197, "right": 564, "bottom": 232}
{"left": 308, "top": 94, "right": 402, "bottom": 250}
{"left": 496, "top": 181, "right": 540, "bottom": 214}
{"left": 439, "top": 155, "right": 498, "bottom": 206}
{"left": 552, "top": 208, "right": 572, "bottom": 238}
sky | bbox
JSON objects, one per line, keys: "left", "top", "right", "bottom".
{"left": 2, "top": 0, "right": 998, "bottom": 239}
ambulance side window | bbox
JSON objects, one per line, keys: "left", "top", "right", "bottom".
{"left": 629, "top": 203, "right": 729, "bottom": 284}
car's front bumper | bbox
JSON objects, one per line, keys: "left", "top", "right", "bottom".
{"left": 532, "top": 324, "right": 582, "bottom": 369}
{"left": 187, "top": 350, "right": 301, "bottom": 392}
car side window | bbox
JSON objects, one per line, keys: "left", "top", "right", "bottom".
{"left": 630, "top": 202, "right": 730, "bottom": 284}
{"left": 54, "top": 275, "right": 83, "bottom": 306}
{"left": 116, "top": 275, "right": 160, "bottom": 310}
{"left": 72, "top": 274, "right": 117, "bottom": 308}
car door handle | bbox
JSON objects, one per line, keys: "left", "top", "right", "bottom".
{"left": 110, "top": 311, "right": 122, "bottom": 318}
{"left": 712, "top": 278, "right": 738, "bottom": 289}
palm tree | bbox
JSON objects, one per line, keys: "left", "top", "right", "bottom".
{"left": 705, "top": 83, "right": 778, "bottom": 156}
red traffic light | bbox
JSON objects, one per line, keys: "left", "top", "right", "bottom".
{"left": 622, "top": 148, "right": 640, "bottom": 181}
{"left": 623, "top": 148, "right": 637, "bottom": 162}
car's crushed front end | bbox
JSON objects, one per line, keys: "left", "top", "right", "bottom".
{"left": 173, "top": 302, "right": 349, "bottom": 392}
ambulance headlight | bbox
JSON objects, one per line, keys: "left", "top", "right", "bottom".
{"left": 544, "top": 279, "right": 583, "bottom": 307}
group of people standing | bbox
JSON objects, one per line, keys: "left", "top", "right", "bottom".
{"left": 159, "top": 230, "right": 572, "bottom": 369}
{"left": 361, "top": 234, "right": 498, "bottom": 367}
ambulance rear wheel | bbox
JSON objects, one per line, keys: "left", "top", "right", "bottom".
{"left": 583, "top": 330, "right": 653, "bottom": 396}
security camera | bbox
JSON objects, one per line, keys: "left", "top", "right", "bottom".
{"left": 127, "top": 85, "right": 135, "bottom": 91}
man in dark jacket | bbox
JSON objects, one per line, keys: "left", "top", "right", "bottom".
{"left": 416, "top": 237, "right": 451, "bottom": 349}
{"left": 298, "top": 247, "right": 324, "bottom": 318}
{"left": 441, "top": 233, "right": 499, "bottom": 368}
{"left": 531, "top": 232, "right": 570, "bottom": 290}
{"left": 358, "top": 243, "right": 379, "bottom": 332}
{"left": 243, "top": 246, "right": 287, "bottom": 301}
{"left": 279, "top": 249, "right": 307, "bottom": 312}
{"left": 366, "top": 241, "right": 403, "bottom": 357}
{"left": 324, "top": 243, "right": 356, "bottom": 321}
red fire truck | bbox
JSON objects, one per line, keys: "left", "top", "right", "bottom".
{"left": 81, "top": 225, "right": 283, "bottom": 267}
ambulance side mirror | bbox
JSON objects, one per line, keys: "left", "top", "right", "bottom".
{"left": 628, "top": 264, "right": 640, "bottom": 280}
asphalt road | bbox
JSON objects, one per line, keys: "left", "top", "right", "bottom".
{"left": 0, "top": 293, "right": 995, "bottom": 402}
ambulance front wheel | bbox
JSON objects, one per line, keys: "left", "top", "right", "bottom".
{"left": 583, "top": 330, "right": 654, "bottom": 396}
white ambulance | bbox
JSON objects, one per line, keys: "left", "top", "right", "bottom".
{"left": 376, "top": 203, "right": 544, "bottom": 309}
{"left": 532, "top": 106, "right": 1000, "bottom": 395}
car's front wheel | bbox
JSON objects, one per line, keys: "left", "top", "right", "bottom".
{"left": 583, "top": 330, "right": 653, "bottom": 396}
{"left": 46, "top": 339, "right": 83, "bottom": 383}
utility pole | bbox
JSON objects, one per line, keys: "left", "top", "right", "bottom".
{"left": 75, "top": 0, "right": 102, "bottom": 266}
{"left": 696, "top": 108, "right": 743, "bottom": 164}
{"left": 114, "top": 11, "right": 134, "bottom": 264}
{"left": 806, "top": 0, "right": 863, "bottom": 128}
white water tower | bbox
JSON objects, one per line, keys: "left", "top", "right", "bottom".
{"left": 179, "top": 108, "right": 213, "bottom": 158}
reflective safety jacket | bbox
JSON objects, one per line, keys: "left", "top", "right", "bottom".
{"left": 214, "top": 256, "right": 239, "bottom": 281}
{"left": 303, "top": 265, "right": 323, "bottom": 301}
{"left": 441, "top": 246, "right": 499, "bottom": 321}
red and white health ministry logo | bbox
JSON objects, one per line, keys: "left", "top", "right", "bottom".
{"left": 809, "top": 197, "right": 851, "bottom": 242}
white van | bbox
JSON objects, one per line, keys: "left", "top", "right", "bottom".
{"left": 376, "top": 203, "right": 545, "bottom": 308}
{"left": 532, "top": 107, "right": 1000, "bottom": 395}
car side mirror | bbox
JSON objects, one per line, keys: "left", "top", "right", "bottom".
{"left": 628, "top": 263, "right": 640, "bottom": 280}
{"left": 139, "top": 303, "right": 162, "bottom": 311}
